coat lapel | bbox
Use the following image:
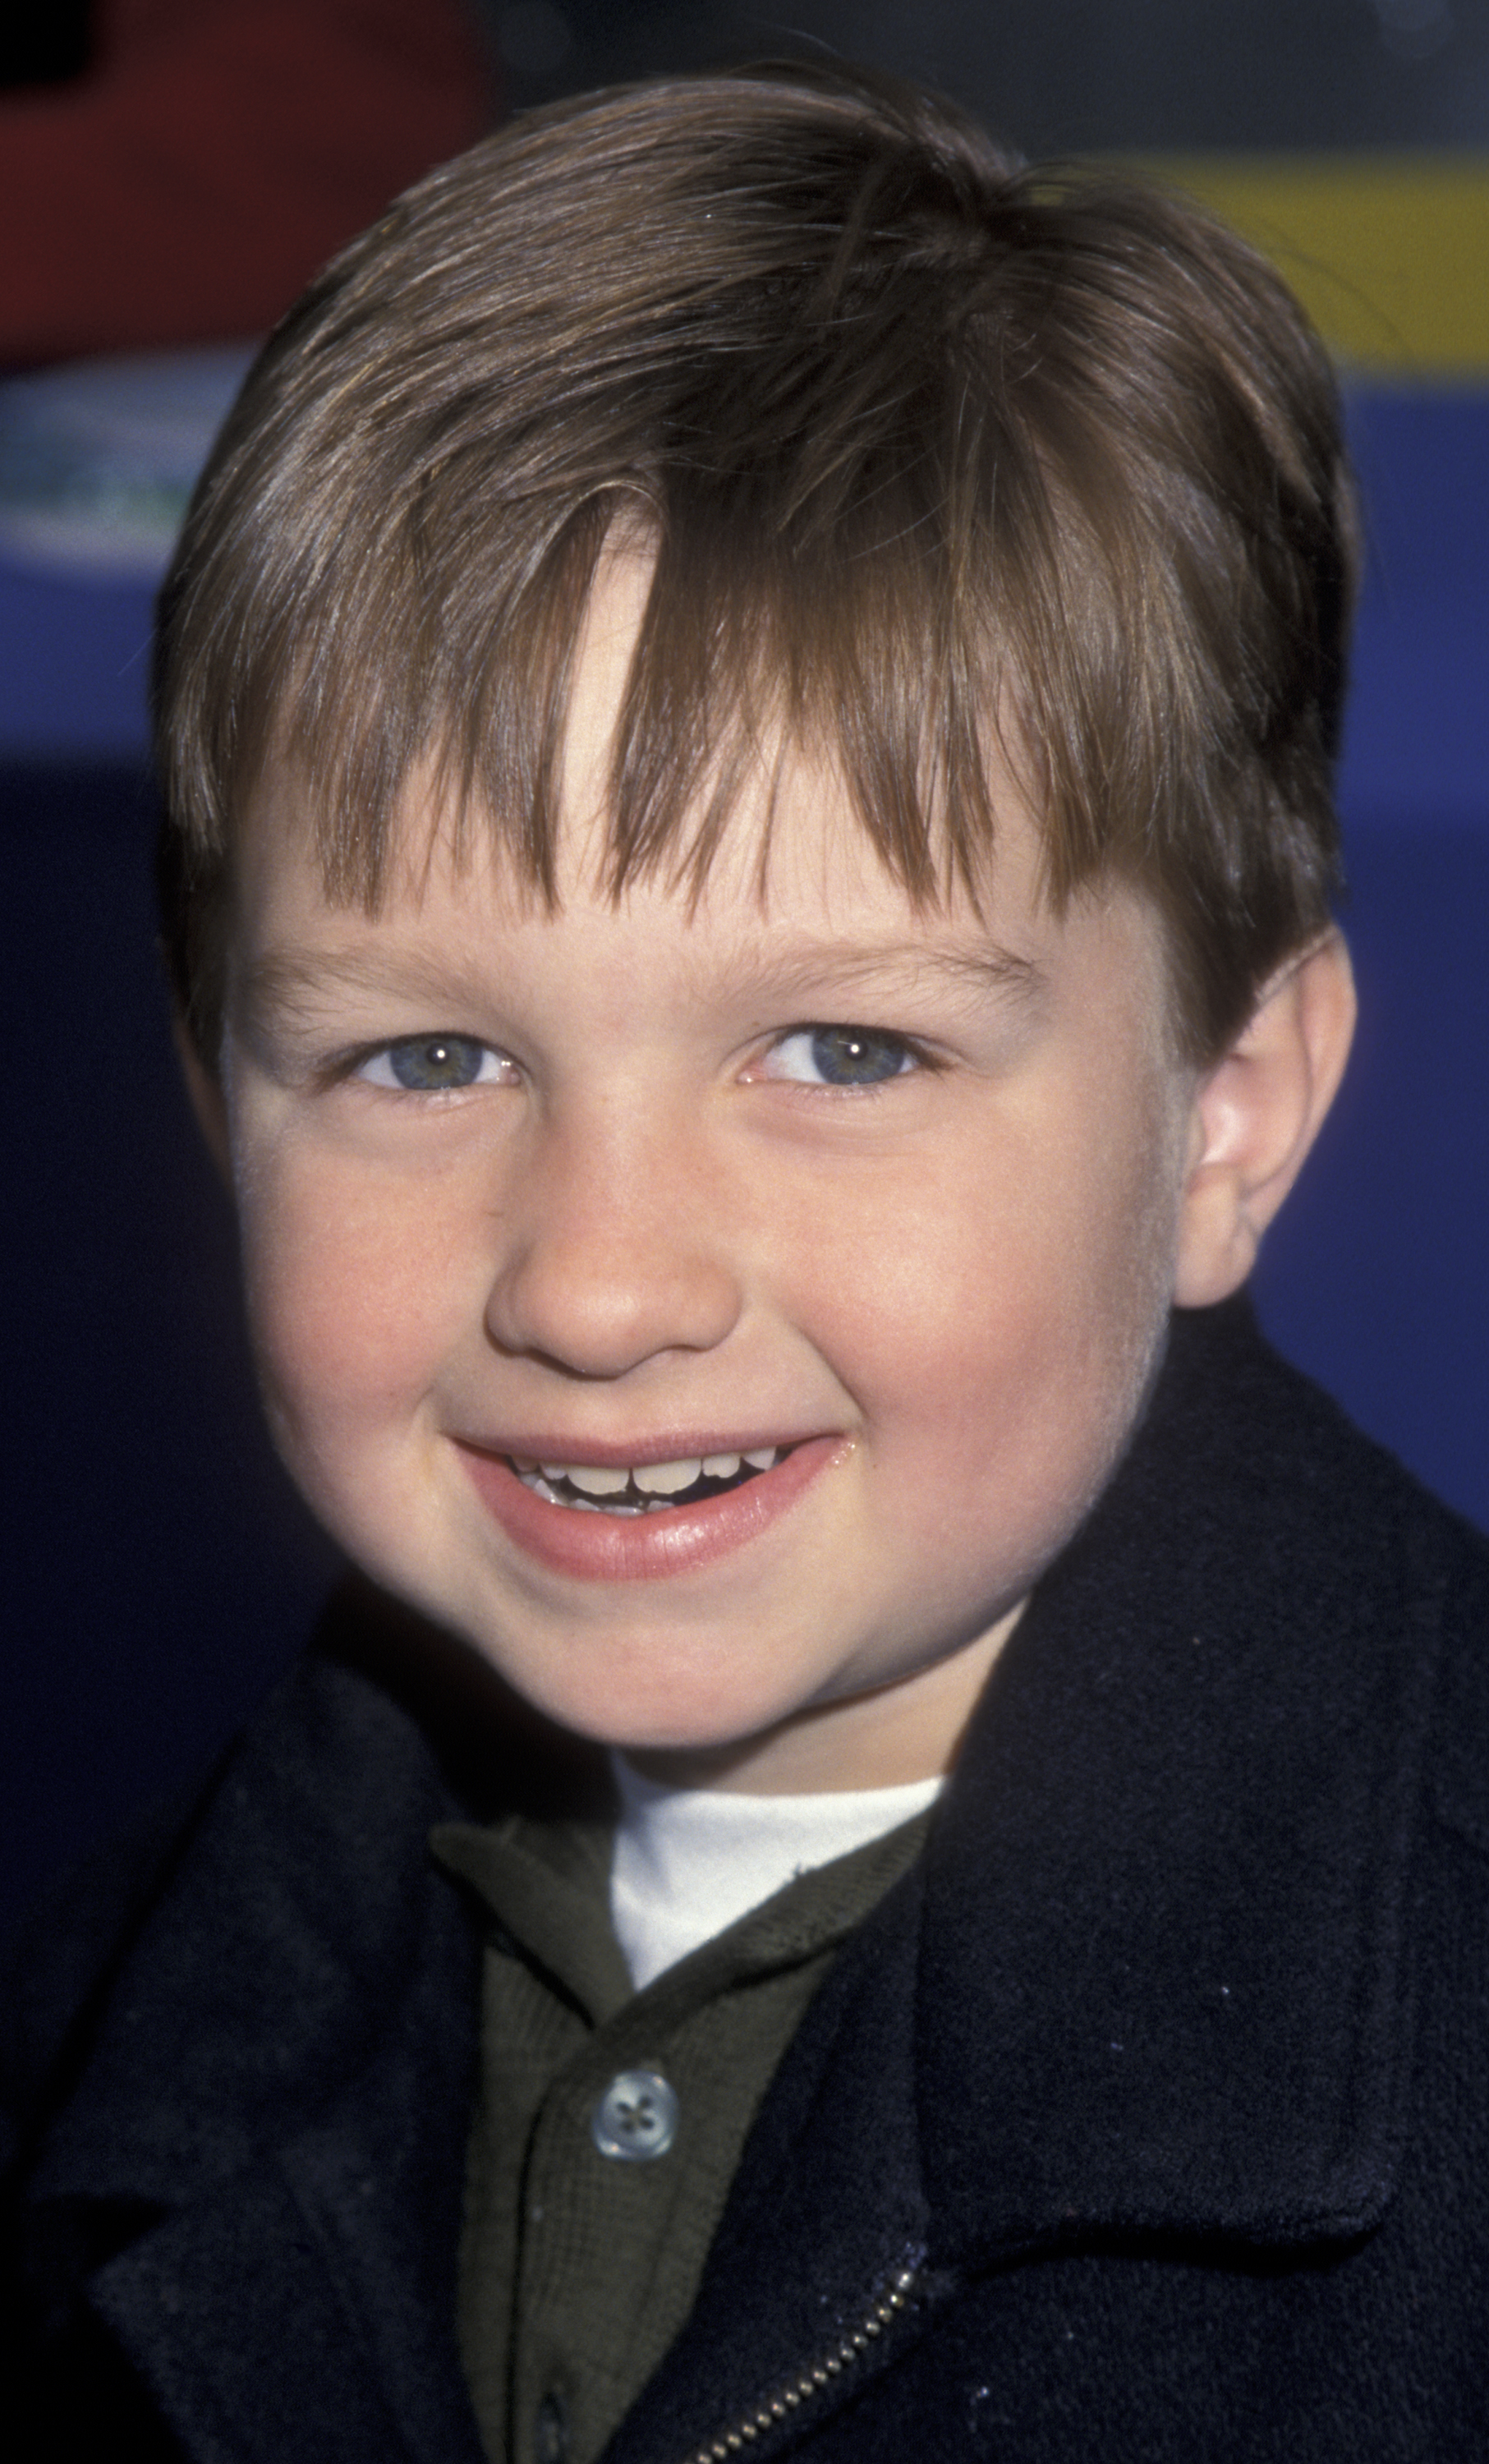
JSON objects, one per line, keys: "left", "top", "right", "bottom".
{"left": 21, "top": 1634, "right": 494, "bottom": 2464}
{"left": 915, "top": 1298, "right": 1442, "bottom": 2260}
{"left": 86, "top": 2167, "right": 438, "bottom": 2464}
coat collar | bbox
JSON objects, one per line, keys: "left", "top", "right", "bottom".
{"left": 912, "top": 1296, "right": 1444, "bottom": 2264}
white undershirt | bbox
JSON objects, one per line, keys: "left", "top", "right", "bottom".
{"left": 608, "top": 1751, "right": 944, "bottom": 1990}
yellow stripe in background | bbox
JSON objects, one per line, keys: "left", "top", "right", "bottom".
{"left": 1133, "top": 156, "right": 1489, "bottom": 377}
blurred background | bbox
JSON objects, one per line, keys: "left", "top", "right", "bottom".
{"left": 3, "top": 0, "right": 1487, "bottom": 1939}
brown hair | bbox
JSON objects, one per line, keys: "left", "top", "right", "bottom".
{"left": 154, "top": 60, "right": 1357, "bottom": 1064}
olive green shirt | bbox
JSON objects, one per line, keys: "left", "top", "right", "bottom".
{"left": 431, "top": 1805, "right": 932, "bottom": 2464}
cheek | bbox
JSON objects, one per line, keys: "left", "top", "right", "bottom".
{"left": 800, "top": 1096, "right": 1183, "bottom": 1543}
{"left": 234, "top": 1142, "right": 482, "bottom": 1450}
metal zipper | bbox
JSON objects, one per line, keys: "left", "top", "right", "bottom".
{"left": 678, "top": 2263, "right": 919, "bottom": 2462}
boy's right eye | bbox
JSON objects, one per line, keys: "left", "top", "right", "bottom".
{"left": 353, "top": 1035, "right": 513, "bottom": 1092}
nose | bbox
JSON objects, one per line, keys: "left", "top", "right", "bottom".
{"left": 483, "top": 1106, "right": 744, "bottom": 1379}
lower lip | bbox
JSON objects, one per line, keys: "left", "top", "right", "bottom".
{"left": 456, "top": 1437, "right": 840, "bottom": 1582}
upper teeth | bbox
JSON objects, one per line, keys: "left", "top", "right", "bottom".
{"left": 526, "top": 1446, "right": 779, "bottom": 1499}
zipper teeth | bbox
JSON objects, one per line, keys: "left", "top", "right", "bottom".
{"left": 680, "top": 2265, "right": 918, "bottom": 2463}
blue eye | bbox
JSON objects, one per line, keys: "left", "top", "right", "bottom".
{"left": 769, "top": 1027, "right": 917, "bottom": 1087}
{"left": 357, "top": 1035, "right": 503, "bottom": 1092}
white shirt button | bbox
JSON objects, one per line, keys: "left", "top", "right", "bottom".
{"left": 590, "top": 2067, "right": 679, "bottom": 2161}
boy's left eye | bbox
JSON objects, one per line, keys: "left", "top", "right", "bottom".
{"left": 354, "top": 1035, "right": 513, "bottom": 1092}
{"left": 764, "top": 1026, "right": 921, "bottom": 1087}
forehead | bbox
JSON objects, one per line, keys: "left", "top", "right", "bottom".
{"left": 232, "top": 546, "right": 1171, "bottom": 1050}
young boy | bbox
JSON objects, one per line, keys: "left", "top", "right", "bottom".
{"left": 6, "top": 59, "right": 1487, "bottom": 2464}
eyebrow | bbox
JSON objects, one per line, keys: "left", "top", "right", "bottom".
{"left": 236, "top": 932, "right": 1046, "bottom": 1030}
{"left": 723, "top": 936, "right": 1047, "bottom": 1018}
{"left": 237, "top": 945, "right": 507, "bottom": 1027}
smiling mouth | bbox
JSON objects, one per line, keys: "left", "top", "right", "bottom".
{"left": 509, "top": 1446, "right": 788, "bottom": 1515}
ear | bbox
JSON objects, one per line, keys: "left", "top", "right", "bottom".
{"left": 172, "top": 1013, "right": 233, "bottom": 1188}
{"left": 1174, "top": 930, "right": 1356, "bottom": 1308}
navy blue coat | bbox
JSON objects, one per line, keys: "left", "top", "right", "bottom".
{"left": 6, "top": 1299, "right": 1489, "bottom": 2461}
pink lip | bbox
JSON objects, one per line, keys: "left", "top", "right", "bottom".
{"left": 457, "top": 1434, "right": 841, "bottom": 1582}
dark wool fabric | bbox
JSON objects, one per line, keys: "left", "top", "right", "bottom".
{"left": 4, "top": 1298, "right": 1488, "bottom": 2462}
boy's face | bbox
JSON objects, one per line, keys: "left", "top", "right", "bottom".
{"left": 216, "top": 558, "right": 1200, "bottom": 1791}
